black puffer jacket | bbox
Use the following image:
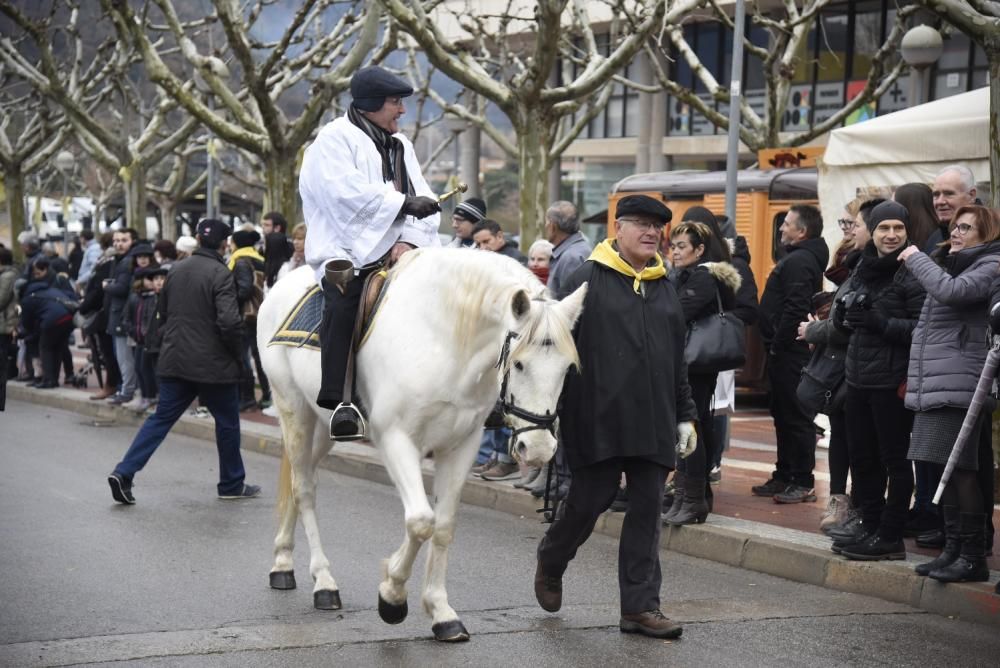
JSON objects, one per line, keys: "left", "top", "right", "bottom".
{"left": 759, "top": 236, "right": 829, "bottom": 354}
{"left": 670, "top": 260, "right": 741, "bottom": 323}
{"left": 836, "top": 243, "right": 925, "bottom": 390}
{"left": 233, "top": 255, "right": 265, "bottom": 311}
{"left": 103, "top": 248, "right": 138, "bottom": 336}
{"left": 730, "top": 236, "right": 758, "bottom": 326}
{"left": 156, "top": 248, "right": 245, "bottom": 384}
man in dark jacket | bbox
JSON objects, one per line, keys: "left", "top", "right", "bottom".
{"left": 534, "top": 195, "right": 697, "bottom": 640}
{"left": 545, "top": 201, "right": 593, "bottom": 299}
{"left": 831, "top": 201, "right": 925, "bottom": 560}
{"left": 17, "top": 258, "right": 77, "bottom": 389}
{"left": 230, "top": 227, "right": 270, "bottom": 411}
{"left": 102, "top": 228, "right": 138, "bottom": 404}
{"left": 108, "top": 219, "right": 260, "bottom": 505}
{"left": 754, "top": 204, "right": 830, "bottom": 502}
{"left": 472, "top": 219, "right": 527, "bottom": 264}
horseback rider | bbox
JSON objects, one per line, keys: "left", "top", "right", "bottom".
{"left": 300, "top": 66, "right": 442, "bottom": 440}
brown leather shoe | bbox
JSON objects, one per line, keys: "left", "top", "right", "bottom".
{"left": 90, "top": 387, "right": 116, "bottom": 400}
{"left": 534, "top": 562, "right": 562, "bottom": 612}
{"left": 619, "top": 609, "right": 683, "bottom": 639}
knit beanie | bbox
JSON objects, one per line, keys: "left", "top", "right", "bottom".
{"left": 866, "top": 200, "right": 910, "bottom": 233}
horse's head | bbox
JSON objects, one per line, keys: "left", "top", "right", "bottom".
{"left": 499, "top": 282, "right": 587, "bottom": 466}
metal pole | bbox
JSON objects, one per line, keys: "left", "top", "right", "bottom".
{"left": 724, "top": 0, "right": 746, "bottom": 226}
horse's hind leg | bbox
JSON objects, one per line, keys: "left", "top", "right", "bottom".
{"left": 421, "top": 433, "right": 480, "bottom": 642}
{"left": 377, "top": 427, "right": 434, "bottom": 625}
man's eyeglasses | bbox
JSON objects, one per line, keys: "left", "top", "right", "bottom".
{"left": 951, "top": 222, "right": 974, "bottom": 236}
{"left": 619, "top": 217, "right": 665, "bottom": 232}
{"left": 837, "top": 218, "right": 854, "bottom": 231}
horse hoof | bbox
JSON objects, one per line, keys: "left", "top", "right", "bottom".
{"left": 269, "top": 571, "right": 296, "bottom": 590}
{"left": 432, "top": 620, "right": 470, "bottom": 642}
{"left": 378, "top": 594, "right": 408, "bottom": 624}
{"left": 314, "top": 589, "right": 342, "bottom": 610}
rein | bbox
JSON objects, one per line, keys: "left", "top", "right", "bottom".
{"left": 495, "top": 330, "right": 559, "bottom": 453}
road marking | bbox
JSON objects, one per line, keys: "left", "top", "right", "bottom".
{"left": 721, "top": 457, "right": 831, "bottom": 482}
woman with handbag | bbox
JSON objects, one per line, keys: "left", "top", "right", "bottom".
{"left": 663, "top": 221, "right": 741, "bottom": 525}
{"left": 899, "top": 205, "right": 1000, "bottom": 583}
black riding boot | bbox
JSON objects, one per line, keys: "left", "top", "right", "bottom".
{"left": 929, "top": 512, "right": 990, "bottom": 583}
{"left": 666, "top": 470, "right": 709, "bottom": 526}
{"left": 661, "top": 471, "right": 685, "bottom": 524}
{"left": 914, "top": 505, "right": 960, "bottom": 576}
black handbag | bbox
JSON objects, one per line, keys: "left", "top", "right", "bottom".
{"left": 684, "top": 290, "right": 746, "bottom": 374}
{"left": 796, "top": 343, "right": 846, "bottom": 416}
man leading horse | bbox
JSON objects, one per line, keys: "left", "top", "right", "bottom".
{"left": 300, "top": 66, "right": 442, "bottom": 440}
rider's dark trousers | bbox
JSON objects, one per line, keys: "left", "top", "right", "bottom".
{"left": 537, "top": 457, "right": 669, "bottom": 614}
{"left": 317, "top": 274, "right": 363, "bottom": 410}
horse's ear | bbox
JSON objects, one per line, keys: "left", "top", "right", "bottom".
{"left": 556, "top": 282, "right": 587, "bottom": 326}
{"left": 511, "top": 289, "right": 531, "bottom": 320}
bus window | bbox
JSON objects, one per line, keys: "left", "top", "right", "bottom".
{"left": 772, "top": 211, "right": 788, "bottom": 263}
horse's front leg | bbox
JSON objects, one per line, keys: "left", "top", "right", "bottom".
{"left": 377, "top": 427, "right": 435, "bottom": 624}
{"left": 421, "top": 431, "right": 481, "bottom": 642}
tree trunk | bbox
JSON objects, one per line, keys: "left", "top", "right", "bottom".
{"left": 265, "top": 152, "right": 301, "bottom": 223}
{"left": 4, "top": 167, "right": 27, "bottom": 264}
{"left": 158, "top": 201, "right": 177, "bottom": 242}
{"left": 515, "top": 115, "right": 554, "bottom": 251}
{"left": 122, "top": 164, "right": 150, "bottom": 239}
{"left": 989, "top": 50, "right": 999, "bottom": 208}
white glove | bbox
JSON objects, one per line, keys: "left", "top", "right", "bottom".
{"left": 676, "top": 421, "right": 698, "bottom": 459}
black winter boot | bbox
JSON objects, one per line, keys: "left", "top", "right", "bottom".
{"left": 915, "top": 505, "right": 960, "bottom": 576}
{"left": 929, "top": 512, "right": 990, "bottom": 583}
{"left": 661, "top": 472, "right": 685, "bottom": 524}
{"left": 666, "top": 470, "right": 709, "bottom": 526}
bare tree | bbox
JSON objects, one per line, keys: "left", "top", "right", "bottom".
{"left": 0, "top": 76, "right": 68, "bottom": 262}
{"left": 147, "top": 144, "right": 208, "bottom": 241}
{"left": 380, "top": 0, "right": 703, "bottom": 247}
{"left": 911, "top": 1, "right": 999, "bottom": 206}
{"left": 0, "top": 0, "right": 201, "bottom": 239}
{"left": 622, "top": 1, "right": 916, "bottom": 153}
{"left": 102, "top": 0, "right": 383, "bottom": 223}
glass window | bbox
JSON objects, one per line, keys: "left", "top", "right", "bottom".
{"left": 850, "top": 9, "right": 883, "bottom": 79}
{"left": 790, "top": 18, "right": 816, "bottom": 84}
{"left": 937, "top": 31, "right": 970, "bottom": 70}
{"left": 696, "top": 23, "right": 721, "bottom": 92}
{"left": 623, "top": 93, "right": 640, "bottom": 137}
{"left": 816, "top": 12, "right": 848, "bottom": 82}
{"left": 667, "top": 96, "right": 691, "bottom": 136}
{"left": 606, "top": 96, "right": 624, "bottom": 138}
{"left": 934, "top": 71, "right": 967, "bottom": 99}
{"left": 745, "top": 26, "right": 769, "bottom": 90}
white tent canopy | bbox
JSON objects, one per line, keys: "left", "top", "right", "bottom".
{"left": 817, "top": 86, "right": 991, "bottom": 246}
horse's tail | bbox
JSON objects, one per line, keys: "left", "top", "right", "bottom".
{"left": 276, "top": 449, "right": 295, "bottom": 519}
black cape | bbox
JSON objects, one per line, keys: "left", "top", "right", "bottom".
{"left": 558, "top": 259, "right": 698, "bottom": 471}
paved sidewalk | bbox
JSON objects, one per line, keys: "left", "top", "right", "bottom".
{"left": 6, "top": 379, "right": 1000, "bottom": 628}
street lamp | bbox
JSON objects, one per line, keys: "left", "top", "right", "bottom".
{"left": 901, "top": 25, "right": 943, "bottom": 106}
{"left": 54, "top": 149, "right": 75, "bottom": 234}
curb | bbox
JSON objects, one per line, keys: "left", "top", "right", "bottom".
{"left": 8, "top": 384, "right": 1000, "bottom": 627}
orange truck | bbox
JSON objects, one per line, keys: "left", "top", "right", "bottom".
{"left": 604, "top": 165, "right": 820, "bottom": 392}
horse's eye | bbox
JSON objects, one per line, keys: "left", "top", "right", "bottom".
{"left": 513, "top": 361, "right": 524, "bottom": 372}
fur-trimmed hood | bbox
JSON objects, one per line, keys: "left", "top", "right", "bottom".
{"left": 701, "top": 260, "right": 742, "bottom": 293}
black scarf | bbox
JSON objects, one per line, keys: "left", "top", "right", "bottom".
{"left": 347, "top": 105, "right": 413, "bottom": 195}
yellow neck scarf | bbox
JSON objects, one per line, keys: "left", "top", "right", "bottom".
{"left": 589, "top": 239, "right": 666, "bottom": 294}
{"left": 227, "top": 245, "right": 264, "bottom": 271}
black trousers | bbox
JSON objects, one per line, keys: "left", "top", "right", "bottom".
{"left": 845, "top": 386, "right": 914, "bottom": 541}
{"left": 537, "top": 457, "right": 669, "bottom": 614}
{"left": 0, "top": 333, "right": 12, "bottom": 411}
{"left": 94, "top": 331, "right": 121, "bottom": 391}
{"left": 828, "top": 408, "right": 850, "bottom": 497}
{"left": 678, "top": 372, "right": 717, "bottom": 504}
{"left": 767, "top": 350, "right": 816, "bottom": 486}
{"left": 317, "top": 274, "right": 365, "bottom": 410}
{"left": 39, "top": 320, "right": 74, "bottom": 384}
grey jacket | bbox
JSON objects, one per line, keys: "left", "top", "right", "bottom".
{"left": 904, "top": 242, "right": 1000, "bottom": 412}
{"left": 549, "top": 231, "right": 592, "bottom": 299}
{"left": 0, "top": 266, "right": 18, "bottom": 335}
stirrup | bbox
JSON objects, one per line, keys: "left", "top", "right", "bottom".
{"left": 329, "top": 402, "right": 367, "bottom": 442}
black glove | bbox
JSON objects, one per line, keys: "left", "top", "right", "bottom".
{"left": 401, "top": 195, "right": 441, "bottom": 219}
{"left": 845, "top": 308, "right": 887, "bottom": 333}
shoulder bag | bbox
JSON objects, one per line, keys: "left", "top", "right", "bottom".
{"left": 796, "top": 343, "right": 846, "bottom": 416}
{"left": 684, "top": 290, "right": 746, "bottom": 374}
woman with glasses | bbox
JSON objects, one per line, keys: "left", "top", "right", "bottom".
{"left": 897, "top": 205, "right": 1000, "bottom": 583}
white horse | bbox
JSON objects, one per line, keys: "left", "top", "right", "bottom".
{"left": 258, "top": 247, "right": 586, "bottom": 642}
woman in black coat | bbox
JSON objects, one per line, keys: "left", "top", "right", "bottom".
{"left": 664, "top": 221, "right": 741, "bottom": 525}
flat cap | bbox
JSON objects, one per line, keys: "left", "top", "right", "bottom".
{"left": 196, "top": 218, "right": 232, "bottom": 248}
{"left": 867, "top": 200, "right": 909, "bottom": 233}
{"left": 616, "top": 195, "right": 672, "bottom": 224}
{"left": 350, "top": 66, "right": 414, "bottom": 112}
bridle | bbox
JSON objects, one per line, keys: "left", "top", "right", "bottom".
{"left": 495, "top": 330, "right": 559, "bottom": 449}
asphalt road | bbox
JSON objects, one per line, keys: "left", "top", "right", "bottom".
{"left": 2, "top": 399, "right": 999, "bottom": 667}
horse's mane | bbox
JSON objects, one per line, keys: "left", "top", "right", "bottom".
{"left": 389, "top": 248, "right": 576, "bottom": 367}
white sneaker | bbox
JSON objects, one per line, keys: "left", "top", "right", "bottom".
{"left": 122, "top": 397, "right": 148, "bottom": 412}
{"left": 262, "top": 405, "right": 279, "bottom": 418}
